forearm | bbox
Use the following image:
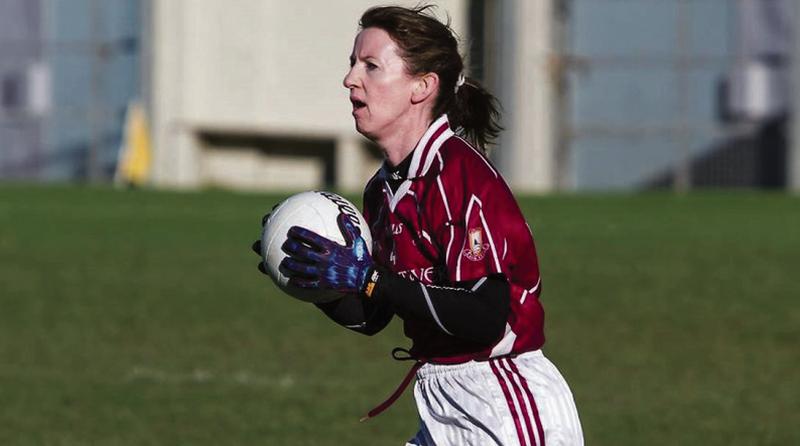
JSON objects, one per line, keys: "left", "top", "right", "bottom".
{"left": 366, "top": 270, "right": 510, "bottom": 345}
{"left": 314, "top": 295, "right": 394, "bottom": 336}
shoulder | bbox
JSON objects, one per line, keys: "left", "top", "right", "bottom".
{"left": 363, "top": 168, "right": 385, "bottom": 207}
{"left": 361, "top": 168, "right": 386, "bottom": 215}
{"left": 436, "top": 134, "right": 501, "bottom": 188}
{"left": 422, "top": 135, "right": 510, "bottom": 221}
{"left": 363, "top": 168, "right": 384, "bottom": 196}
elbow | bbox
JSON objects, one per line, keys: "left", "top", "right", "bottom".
{"left": 452, "top": 292, "right": 511, "bottom": 345}
{"left": 478, "top": 301, "right": 511, "bottom": 345}
{"left": 490, "top": 316, "right": 508, "bottom": 343}
{"left": 472, "top": 275, "right": 511, "bottom": 345}
{"left": 458, "top": 309, "right": 508, "bottom": 345}
{"left": 354, "top": 324, "right": 384, "bottom": 336}
{"left": 475, "top": 315, "right": 508, "bottom": 345}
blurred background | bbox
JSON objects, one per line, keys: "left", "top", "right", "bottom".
{"left": 1, "top": 1, "right": 798, "bottom": 445}
{"left": 1, "top": 0, "right": 798, "bottom": 192}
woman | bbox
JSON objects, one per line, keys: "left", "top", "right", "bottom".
{"left": 256, "top": 6, "right": 583, "bottom": 445}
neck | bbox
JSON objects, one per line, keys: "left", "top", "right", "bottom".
{"left": 375, "top": 109, "right": 434, "bottom": 166}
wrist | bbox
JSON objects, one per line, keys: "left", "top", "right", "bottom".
{"left": 362, "top": 267, "right": 381, "bottom": 298}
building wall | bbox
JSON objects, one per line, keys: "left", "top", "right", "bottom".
{"left": 488, "top": 1, "right": 558, "bottom": 192}
{"left": 150, "top": 0, "right": 471, "bottom": 192}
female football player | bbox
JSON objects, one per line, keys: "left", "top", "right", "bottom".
{"left": 254, "top": 5, "right": 583, "bottom": 445}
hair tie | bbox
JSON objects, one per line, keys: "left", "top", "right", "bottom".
{"left": 454, "top": 73, "right": 466, "bottom": 93}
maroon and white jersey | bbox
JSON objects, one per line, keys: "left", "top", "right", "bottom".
{"left": 363, "top": 114, "right": 545, "bottom": 363}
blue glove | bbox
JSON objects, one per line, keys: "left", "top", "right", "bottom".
{"left": 280, "top": 213, "right": 374, "bottom": 294}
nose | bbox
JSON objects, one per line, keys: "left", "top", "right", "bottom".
{"left": 343, "top": 66, "right": 357, "bottom": 90}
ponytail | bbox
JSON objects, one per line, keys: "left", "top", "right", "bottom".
{"left": 447, "top": 77, "right": 502, "bottom": 152}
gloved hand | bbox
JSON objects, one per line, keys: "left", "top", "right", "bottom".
{"left": 279, "top": 213, "right": 374, "bottom": 294}
{"left": 252, "top": 240, "right": 267, "bottom": 275}
{"left": 252, "top": 211, "right": 273, "bottom": 275}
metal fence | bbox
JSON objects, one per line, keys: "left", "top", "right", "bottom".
{"left": 559, "top": 0, "right": 791, "bottom": 190}
{"left": 0, "top": 0, "right": 793, "bottom": 190}
{"left": 0, "top": 0, "right": 140, "bottom": 182}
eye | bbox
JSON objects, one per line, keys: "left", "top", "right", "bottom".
{"left": 366, "top": 62, "right": 378, "bottom": 71}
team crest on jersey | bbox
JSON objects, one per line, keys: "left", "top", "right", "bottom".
{"left": 463, "top": 228, "right": 489, "bottom": 261}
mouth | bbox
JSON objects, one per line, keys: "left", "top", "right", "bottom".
{"left": 350, "top": 98, "right": 367, "bottom": 113}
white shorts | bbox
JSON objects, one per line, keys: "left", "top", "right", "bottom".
{"left": 406, "top": 350, "right": 583, "bottom": 446}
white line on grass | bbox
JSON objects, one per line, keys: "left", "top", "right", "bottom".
{"left": 125, "top": 366, "right": 295, "bottom": 388}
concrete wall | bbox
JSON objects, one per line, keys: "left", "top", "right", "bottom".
{"left": 148, "top": 0, "right": 559, "bottom": 193}
{"left": 149, "top": 0, "right": 469, "bottom": 191}
{"left": 488, "top": 1, "right": 558, "bottom": 192}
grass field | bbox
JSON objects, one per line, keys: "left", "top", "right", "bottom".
{"left": 0, "top": 184, "right": 797, "bottom": 445}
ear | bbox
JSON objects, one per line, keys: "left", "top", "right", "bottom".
{"left": 411, "top": 72, "right": 439, "bottom": 104}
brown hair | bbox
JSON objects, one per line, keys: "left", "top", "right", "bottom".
{"left": 360, "top": 5, "right": 502, "bottom": 151}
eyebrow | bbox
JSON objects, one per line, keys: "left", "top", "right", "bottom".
{"left": 351, "top": 54, "right": 379, "bottom": 64}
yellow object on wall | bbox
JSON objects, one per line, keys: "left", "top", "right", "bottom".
{"left": 115, "top": 101, "right": 152, "bottom": 186}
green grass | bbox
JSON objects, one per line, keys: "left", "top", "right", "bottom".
{"left": 0, "top": 184, "right": 797, "bottom": 445}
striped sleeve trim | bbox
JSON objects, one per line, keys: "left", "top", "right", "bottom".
{"left": 420, "top": 283, "right": 454, "bottom": 336}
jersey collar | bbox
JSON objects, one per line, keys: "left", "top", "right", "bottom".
{"left": 406, "top": 114, "right": 454, "bottom": 179}
{"left": 381, "top": 114, "right": 454, "bottom": 181}
{"left": 380, "top": 114, "right": 454, "bottom": 212}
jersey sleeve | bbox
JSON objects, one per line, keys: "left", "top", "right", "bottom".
{"left": 433, "top": 151, "right": 535, "bottom": 285}
{"left": 449, "top": 187, "right": 506, "bottom": 282}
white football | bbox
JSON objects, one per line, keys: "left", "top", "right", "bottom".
{"left": 260, "top": 191, "right": 372, "bottom": 303}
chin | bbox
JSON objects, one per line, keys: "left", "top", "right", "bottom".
{"left": 354, "top": 122, "right": 376, "bottom": 140}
